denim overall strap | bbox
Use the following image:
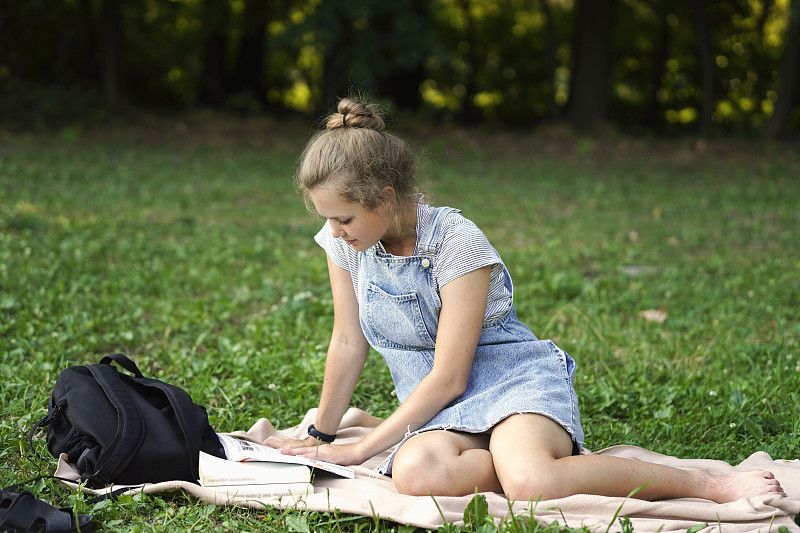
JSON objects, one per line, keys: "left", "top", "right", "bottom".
{"left": 417, "top": 207, "right": 461, "bottom": 259}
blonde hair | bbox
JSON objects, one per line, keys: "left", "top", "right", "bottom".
{"left": 296, "top": 97, "right": 421, "bottom": 217}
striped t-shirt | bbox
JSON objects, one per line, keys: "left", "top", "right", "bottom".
{"left": 314, "top": 203, "right": 513, "bottom": 324}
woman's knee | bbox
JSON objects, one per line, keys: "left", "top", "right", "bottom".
{"left": 392, "top": 440, "right": 447, "bottom": 496}
{"left": 499, "top": 464, "right": 565, "bottom": 502}
{"left": 490, "top": 413, "right": 577, "bottom": 501}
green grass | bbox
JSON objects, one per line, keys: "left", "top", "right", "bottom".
{"left": 1, "top": 124, "right": 799, "bottom": 532}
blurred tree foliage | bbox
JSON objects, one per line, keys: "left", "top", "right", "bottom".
{"left": 0, "top": 0, "right": 798, "bottom": 136}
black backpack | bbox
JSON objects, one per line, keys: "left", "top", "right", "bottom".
{"left": 31, "top": 353, "right": 225, "bottom": 488}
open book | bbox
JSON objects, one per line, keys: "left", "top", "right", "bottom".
{"left": 216, "top": 433, "right": 355, "bottom": 479}
{"left": 199, "top": 451, "right": 311, "bottom": 486}
{"left": 199, "top": 452, "right": 313, "bottom": 499}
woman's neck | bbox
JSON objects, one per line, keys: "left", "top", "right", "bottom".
{"left": 380, "top": 202, "right": 418, "bottom": 256}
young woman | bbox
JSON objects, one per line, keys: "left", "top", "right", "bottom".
{"left": 265, "top": 97, "right": 786, "bottom": 503}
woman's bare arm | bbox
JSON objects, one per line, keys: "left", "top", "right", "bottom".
{"left": 278, "top": 265, "right": 492, "bottom": 465}
{"left": 265, "top": 255, "right": 370, "bottom": 449}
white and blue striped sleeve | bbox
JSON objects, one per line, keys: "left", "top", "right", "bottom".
{"left": 314, "top": 222, "right": 356, "bottom": 273}
{"left": 434, "top": 215, "right": 504, "bottom": 288}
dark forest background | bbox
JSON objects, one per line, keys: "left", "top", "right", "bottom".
{"left": 2, "top": 0, "right": 799, "bottom": 137}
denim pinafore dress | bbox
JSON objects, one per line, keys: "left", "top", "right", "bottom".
{"left": 353, "top": 207, "right": 584, "bottom": 476}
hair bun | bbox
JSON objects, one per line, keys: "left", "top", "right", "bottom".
{"left": 326, "top": 97, "right": 385, "bottom": 131}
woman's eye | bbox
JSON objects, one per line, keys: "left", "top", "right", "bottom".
{"left": 339, "top": 219, "right": 352, "bottom": 226}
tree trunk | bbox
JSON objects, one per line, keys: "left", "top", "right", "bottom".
{"left": 231, "top": 0, "right": 268, "bottom": 103}
{"left": 100, "top": 0, "right": 123, "bottom": 114}
{"left": 765, "top": 0, "right": 800, "bottom": 138}
{"left": 320, "top": 4, "right": 354, "bottom": 110}
{"left": 540, "top": 0, "right": 561, "bottom": 119}
{"left": 198, "top": 0, "right": 230, "bottom": 107}
{"left": 442, "top": 0, "right": 482, "bottom": 123}
{"left": 78, "top": 0, "right": 99, "bottom": 89}
{"left": 693, "top": 0, "right": 715, "bottom": 135}
{"left": 0, "top": 3, "right": 20, "bottom": 76}
{"left": 566, "top": 0, "right": 616, "bottom": 130}
{"left": 643, "top": 1, "right": 670, "bottom": 130}
{"left": 374, "top": 0, "right": 431, "bottom": 110}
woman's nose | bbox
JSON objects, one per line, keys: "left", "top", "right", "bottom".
{"left": 331, "top": 223, "right": 345, "bottom": 238}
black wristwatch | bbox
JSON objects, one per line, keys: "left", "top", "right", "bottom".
{"left": 307, "top": 424, "right": 336, "bottom": 443}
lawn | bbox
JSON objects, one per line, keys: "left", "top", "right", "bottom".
{"left": 1, "top": 117, "right": 799, "bottom": 532}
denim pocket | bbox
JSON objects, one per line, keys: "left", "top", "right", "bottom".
{"left": 548, "top": 341, "right": 577, "bottom": 381}
{"left": 365, "top": 283, "right": 436, "bottom": 350}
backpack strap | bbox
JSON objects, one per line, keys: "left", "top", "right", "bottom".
{"left": 84, "top": 363, "right": 145, "bottom": 487}
{"left": 100, "top": 353, "right": 144, "bottom": 378}
{"left": 28, "top": 406, "right": 63, "bottom": 459}
{"left": 131, "top": 378, "right": 204, "bottom": 482}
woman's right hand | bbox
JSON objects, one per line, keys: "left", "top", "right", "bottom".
{"left": 263, "top": 435, "right": 318, "bottom": 450}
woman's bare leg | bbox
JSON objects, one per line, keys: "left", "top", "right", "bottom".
{"left": 391, "top": 430, "right": 503, "bottom": 496}
{"left": 489, "top": 414, "right": 786, "bottom": 503}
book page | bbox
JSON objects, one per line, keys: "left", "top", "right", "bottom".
{"left": 217, "top": 433, "right": 355, "bottom": 479}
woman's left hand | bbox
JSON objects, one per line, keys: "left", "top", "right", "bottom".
{"left": 278, "top": 441, "right": 367, "bottom": 466}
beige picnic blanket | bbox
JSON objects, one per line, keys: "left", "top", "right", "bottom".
{"left": 56, "top": 408, "right": 800, "bottom": 532}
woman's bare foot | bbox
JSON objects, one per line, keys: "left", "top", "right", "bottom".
{"left": 703, "top": 469, "right": 787, "bottom": 503}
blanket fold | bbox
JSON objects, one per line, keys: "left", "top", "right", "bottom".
{"left": 55, "top": 408, "right": 800, "bottom": 533}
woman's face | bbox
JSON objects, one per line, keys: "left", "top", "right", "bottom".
{"left": 309, "top": 188, "right": 394, "bottom": 252}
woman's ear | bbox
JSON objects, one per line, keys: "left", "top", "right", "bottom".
{"left": 380, "top": 186, "right": 397, "bottom": 206}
